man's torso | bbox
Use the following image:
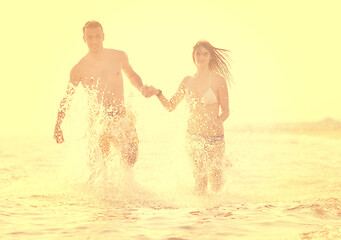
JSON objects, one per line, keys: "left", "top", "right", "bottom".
{"left": 73, "top": 49, "right": 125, "bottom": 111}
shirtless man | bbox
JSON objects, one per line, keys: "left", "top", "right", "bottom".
{"left": 53, "top": 20, "right": 152, "bottom": 166}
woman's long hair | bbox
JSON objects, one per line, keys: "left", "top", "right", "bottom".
{"left": 192, "top": 40, "right": 233, "bottom": 85}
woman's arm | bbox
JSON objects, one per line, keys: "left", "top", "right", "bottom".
{"left": 215, "top": 77, "right": 230, "bottom": 125}
{"left": 153, "top": 76, "right": 190, "bottom": 112}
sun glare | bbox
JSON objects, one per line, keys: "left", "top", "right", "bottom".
{"left": 1, "top": 0, "right": 341, "bottom": 136}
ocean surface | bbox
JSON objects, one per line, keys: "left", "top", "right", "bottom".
{"left": 1, "top": 126, "right": 341, "bottom": 240}
{"left": 1, "top": 90, "right": 341, "bottom": 239}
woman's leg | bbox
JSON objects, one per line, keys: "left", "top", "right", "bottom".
{"left": 186, "top": 135, "right": 209, "bottom": 194}
{"left": 207, "top": 139, "right": 225, "bottom": 192}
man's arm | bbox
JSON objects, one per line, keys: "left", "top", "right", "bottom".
{"left": 121, "top": 51, "right": 153, "bottom": 97}
{"left": 54, "top": 67, "right": 80, "bottom": 143}
{"left": 56, "top": 83, "right": 77, "bottom": 124}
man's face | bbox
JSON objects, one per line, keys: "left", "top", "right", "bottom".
{"left": 83, "top": 27, "right": 104, "bottom": 53}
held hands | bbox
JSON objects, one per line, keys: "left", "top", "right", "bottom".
{"left": 141, "top": 85, "right": 160, "bottom": 98}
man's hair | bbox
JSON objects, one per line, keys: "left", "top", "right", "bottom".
{"left": 83, "top": 20, "right": 103, "bottom": 33}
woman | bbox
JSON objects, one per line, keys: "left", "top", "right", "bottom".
{"left": 150, "top": 40, "right": 231, "bottom": 194}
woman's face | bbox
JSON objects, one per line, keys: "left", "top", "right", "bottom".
{"left": 194, "top": 46, "right": 211, "bottom": 68}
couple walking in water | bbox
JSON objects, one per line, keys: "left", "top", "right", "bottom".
{"left": 54, "top": 21, "right": 232, "bottom": 195}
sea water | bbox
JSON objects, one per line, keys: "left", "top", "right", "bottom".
{"left": 1, "top": 90, "right": 341, "bottom": 239}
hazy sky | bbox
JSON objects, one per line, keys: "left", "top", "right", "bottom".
{"left": 1, "top": 0, "right": 340, "bottom": 136}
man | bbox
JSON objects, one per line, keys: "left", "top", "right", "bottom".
{"left": 54, "top": 20, "right": 152, "bottom": 166}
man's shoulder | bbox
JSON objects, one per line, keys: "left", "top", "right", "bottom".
{"left": 105, "top": 48, "right": 126, "bottom": 57}
{"left": 71, "top": 59, "right": 84, "bottom": 73}
{"left": 73, "top": 54, "right": 88, "bottom": 67}
{"left": 70, "top": 55, "right": 89, "bottom": 76}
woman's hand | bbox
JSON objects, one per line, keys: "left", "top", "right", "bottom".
{"left": 141, "top": 85, "right": 160, "bottom": 97}
{"left": 210, "top": 117, "right": 223, "bottom": 129}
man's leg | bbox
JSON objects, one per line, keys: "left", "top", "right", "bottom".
{"left": 121, "top": 140, "right": 138, "bottom": 166}
{"left": 116, "top": 113, "right": 139, "bottom": 166}
{"left": 99, "top": 133, "right": 111, "bottom": 158}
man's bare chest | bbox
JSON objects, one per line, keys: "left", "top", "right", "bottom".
{"left": 80, "top": 62, "right": 122, "bottom": 87}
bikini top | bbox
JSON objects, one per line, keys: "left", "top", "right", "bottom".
{"left": 185, "top": 73, "right": 218, "bottom": 105}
